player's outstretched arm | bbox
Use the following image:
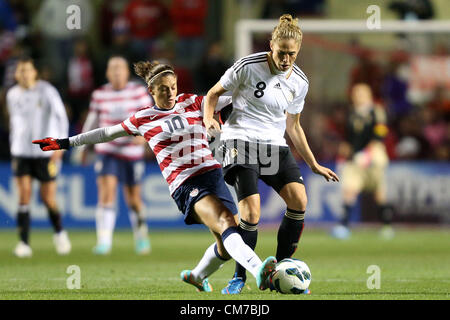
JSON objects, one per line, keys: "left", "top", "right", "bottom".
{"left": 33, "top": 124, "right": 129, "bottom": 151}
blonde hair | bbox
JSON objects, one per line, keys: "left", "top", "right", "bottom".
{"left": 271, "top": 14, "right": 302, "bottom": 45}
{"left": 133, "top": 60, "right": 175, "bottom": 88}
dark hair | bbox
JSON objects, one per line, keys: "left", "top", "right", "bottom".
{"left": 133, "top": 60, "right": 175, "bottom": 88}
{"left": 17, "top": 56, "right": 35, "bottom": 66}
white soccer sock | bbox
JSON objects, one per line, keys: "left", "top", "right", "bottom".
{"left": 191, "top": 243, "right": 229, "bottom": 281}
{"left": 95, "top": 206, "right": 116, "bottom": 246}
{"left": 221, "top": 227, "right": 262, "bottom": 279}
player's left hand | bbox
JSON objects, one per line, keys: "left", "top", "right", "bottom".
{"left": 32, "top": 137, "right": 69, "bottom": 151}
{"left": 203, "top": 117, "right": 222, "bottom": 138}
{"left": 311, "top": 164, "right": 339, "bottom": 182}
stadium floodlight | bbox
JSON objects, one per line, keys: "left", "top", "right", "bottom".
{"left": 235, "top": 19, "right": 450, "bottom": 59}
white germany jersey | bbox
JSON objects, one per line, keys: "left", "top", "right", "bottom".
{"left": 88, "top": 82, "right": 153, "bottom": 160}
{"left": 6, "top": 80, "right": 69, "bottom": 157}
{"left": 219, "top": 51, "right": 309, "bottom": 146}
{"left": 121, "top": 93, "right": 231, "bottom": 195}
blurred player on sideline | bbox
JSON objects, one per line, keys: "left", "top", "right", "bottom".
{"left": 75, "top": 56, "right": 153, "bottom": 255}
{"left": 332, "top": 83, "right": 394, "bottom": 240}
{"left": 6, "top": 58, "right": 71, "bottom": 257}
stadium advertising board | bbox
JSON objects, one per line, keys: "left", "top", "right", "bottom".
{"left": 0, "top": 162, "right": 448, "bottom": 228}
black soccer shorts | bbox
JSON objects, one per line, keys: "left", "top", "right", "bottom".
{"left": 219, "top": 139, "right": 304, "bottom": 202}
{"left": 12, "top": 157, "right": 58, "bottom": 182}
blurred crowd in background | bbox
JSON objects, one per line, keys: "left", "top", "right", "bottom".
{"left": 0, "top": 0, "right": 449, "bottom": 163}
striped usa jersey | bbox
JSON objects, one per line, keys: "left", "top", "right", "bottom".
{"left": 219, "top": 51, "right": 309, "bottom": 146}
{"left": 121, "top": 93, "right": 232, "bottom": 194}
{"left": 87, "top": 81, "right": 153, "bottom": 160}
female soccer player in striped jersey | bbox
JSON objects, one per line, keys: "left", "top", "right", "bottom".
{"left": 33, "top": 60, "right": 277, "bottom": 293}
{"left": 204, "top": 14, "right": 339, "bottom": 294}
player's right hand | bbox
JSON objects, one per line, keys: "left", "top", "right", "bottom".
{"left": 32, "top": 137, "right": 69, "bottom": 151}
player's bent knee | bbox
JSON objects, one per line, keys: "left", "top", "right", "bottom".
{"left": 280, "top": 183, "right": 307, "bottom": 210}
{"left": 286, "top": 195, "right": 307, "bottom": 212}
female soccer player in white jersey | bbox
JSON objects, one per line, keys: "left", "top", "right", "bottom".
{"left": 6, "top": 58, "right": 71, "bottom": 257}
{"left": 204, "top": 14, "right": 339, "bottom": 294}
{"left": 78, "top": 56, "right": 153, "bottom": 255}
{"left": 33, "top": 60, "right": 277, "bottom": 293}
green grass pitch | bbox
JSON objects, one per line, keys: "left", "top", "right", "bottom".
{"left": 0, "top": 227, "right": 449, "bottom": 300}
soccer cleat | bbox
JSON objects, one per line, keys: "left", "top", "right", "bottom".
{"left": 331, "top": 224, "right": 351, "bottom": 240}
{"left": 53, "top": 230, "right": 71, "bottom": 255}
{"left": 256, "top": 256, "right": 277, "bottom": 290}
{"left": 221, "top": 275, "right": 245, "bottom": 295}
{"left": 180, "top": 270, "right": 212, "bottom": 292}
{"left": 14, "top": 241, "right": 32, "bottom": 258}
{"left": 92, "top": 243, "right": 111, "bottom": 255}
{"left": 135, "top": 238, "right": 151, "bottom": 255}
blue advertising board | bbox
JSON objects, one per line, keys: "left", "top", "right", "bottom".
{"left": 0, "top": 161, "right": 448, "bottom": 228}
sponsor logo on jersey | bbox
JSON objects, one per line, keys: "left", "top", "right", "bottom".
{"left": 274, "top": 83, "right": 281, "bottom": 89}
{"left": 189, "top": 188, "right": 199, "bottom": 197}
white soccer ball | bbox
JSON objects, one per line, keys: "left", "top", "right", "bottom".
{"left": 271, "top": 258, "right": 311, "bottom": 294}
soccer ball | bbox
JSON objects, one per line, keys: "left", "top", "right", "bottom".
{"left": 270, "top": 258, "right": 311, "bottom": 294}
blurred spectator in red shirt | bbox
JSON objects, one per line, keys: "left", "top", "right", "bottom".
{"left": 170, "top": 0, "right": 207, "bottom": 69}
{"left": 124, "top": 0, "right": 169, "bottom": 57}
